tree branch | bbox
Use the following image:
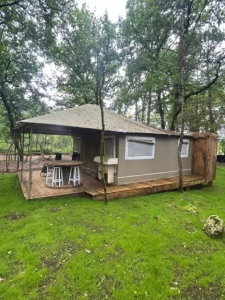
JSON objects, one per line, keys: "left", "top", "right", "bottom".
{"left": 0, "top": 0, "right": 24, "bottom": 8}
{"left": 185, "top": 57, "right": 225, "bottom": 101}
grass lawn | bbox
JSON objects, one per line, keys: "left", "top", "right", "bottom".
{"left": 0, "top": 168, "right": 225, "bottom": 299}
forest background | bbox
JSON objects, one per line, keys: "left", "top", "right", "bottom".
{"left": 0, "top": 0, "right": 225, "bottom": 154}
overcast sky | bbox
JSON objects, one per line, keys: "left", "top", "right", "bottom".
{"left": 78, "top": 0, "right": 127, "bottom": 22}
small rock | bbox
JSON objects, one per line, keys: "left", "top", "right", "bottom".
{"left": 203, "top": 215, "right": 224, "bottom": 237}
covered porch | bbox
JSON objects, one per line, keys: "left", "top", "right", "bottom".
{"left": 15, "top": 106, "right": 120, "bottom": 200}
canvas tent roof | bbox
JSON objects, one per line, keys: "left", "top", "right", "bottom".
{"left": 15, "top": 104, "right": 185, "bottom": 136}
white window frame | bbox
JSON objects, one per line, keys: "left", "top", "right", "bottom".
{"left": 104, "top": 135, "right": 116, "bottom": 157}
{"left": 179, "top": 138, "right": 189, "bottom": 158}
{"left": 125, "top": 136, "right": 156, "bottom": 160}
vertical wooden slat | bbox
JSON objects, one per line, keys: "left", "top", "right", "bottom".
{"left": 28, "top": 127, "right": 33, "bottom": 199}
{"left": 192, "top": 133, "right": 217, "bottom": 184}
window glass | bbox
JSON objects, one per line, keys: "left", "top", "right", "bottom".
{"left": 125, "top": 136, "right": 155, "bottom": 160}
{"left": 181, "top": 139, "right": 189, "bottom": 157}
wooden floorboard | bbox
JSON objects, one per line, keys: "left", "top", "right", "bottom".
{"left": 18, "top": 171, "right": 206, "bottom": 201}
{"left": 85, "top": 174, "right": 206, "bottom": 200}
{"left": 18, "top": 171, "right": 95, "bottom": 200}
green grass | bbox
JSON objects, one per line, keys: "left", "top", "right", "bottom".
{"left": 1, "top": 168, "right": 225, "bottom": 299}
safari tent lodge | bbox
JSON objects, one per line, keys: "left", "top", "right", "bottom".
{"left": 15, "top": 104, "right": 217, "bottom": 200}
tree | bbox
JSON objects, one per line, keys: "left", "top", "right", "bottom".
{"left": 50, "top": 8, "right": 121, "bottom": 203}
{"left": 0, "top": 0, "right": 73, "bottom": 157}
{"left": 120, "top": 0, "right": 174, "bottom": 128}
{"left": 162, "top": 1, "right": 225, "bottom": 130}
{"left": 50, "top": 7, "right": 121, "bottom": 108}
{"left": 170, "top": 0, "right": 225, "bottom": 190}
{"left": 118, "top": 0, "right": 225, "bottom": 134}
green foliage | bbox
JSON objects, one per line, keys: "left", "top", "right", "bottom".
{"left": 0, "top": 0, "right": 225, "bottom": 138}
{"left": 117, "top": 0, "right": 225, "bottom": 131}
{"left": 0, "top": 168, "right": 225, "bottom": 298}
{"left": 0, "top": 0, "right": 73, "bottom": 139}
{"left": 218, "top": 139, "right": 225, "bottom": 155}
{"left": 49, "top": 6, "right": 121, "bottom": 108}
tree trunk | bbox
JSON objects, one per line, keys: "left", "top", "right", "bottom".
{"left": 147, "top": 88, "right": 152, "bottom": 125}
{"left": 5, "top": 142, "right": 13, "bottom": 172}
{"left": 0, "top": 88, "right": 14, "bottom": 136}
{"left": 177, "top": 2, "right": 187, "bottom": 193}
{"left": 135, "top": 100, "right": 138, "bottom": 121}
{"left": 0, "top": 88, "right": 23, "bottom": 160}
{"left": 141, "top": 96, "right": 146, "bottom": 123}
{"left": 36, "top": 135, "right": 45, "bottom": 157}
{"left": 207, "top": 86, "right": 215, "bottom": 132}
{"left": 13, "top": 133, "right": 23, "bottom": 161}
{"left": 157, "top": 90, "right": 165, "bottom": 129}
{"left": 99, "top": 101, "right": 108, "bottom": 204}
{"left": 169, "top": 91, "right": 180, "bottom": 131}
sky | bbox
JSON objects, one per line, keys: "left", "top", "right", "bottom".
{"left": 78, "top": 0, "right": 127, "bottom": 22}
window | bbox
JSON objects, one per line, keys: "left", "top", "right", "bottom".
{"left": 104, "top": 136, "right": 115, "bottom": 157}
{"left": 125, "top": 136, "right": 155, "bottom": 160}
{"left": 180, "top": 139, "right": 189, "bottom": 157}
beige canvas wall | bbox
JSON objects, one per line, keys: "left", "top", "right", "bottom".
{"left": 116, "top": 135, "right": 193, "bottom": 185}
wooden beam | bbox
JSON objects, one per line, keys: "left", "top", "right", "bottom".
{"left": 28, "top": 127, "right": 33, "bottom": 199}
{"left": 20, "top": 133, "right": 24, "bottom": 182}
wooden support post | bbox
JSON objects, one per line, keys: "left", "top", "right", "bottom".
{"left": 28, "top": 127, "right": 33, "bottom": 199}
{"left": 20, "top": 133, "right": 24, "bottom": 182}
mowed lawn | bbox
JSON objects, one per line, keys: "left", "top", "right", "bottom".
{"left": 0, "top": 168, "right": 225, "bottom": 300}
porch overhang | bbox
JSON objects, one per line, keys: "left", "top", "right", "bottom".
{"left": 14, "top": 122, "right": 122, "bottom": 136}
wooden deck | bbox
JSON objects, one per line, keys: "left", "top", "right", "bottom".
{"left": 85, "top": 174, "right": 206, "bottom": 200}
{"left": 18, "top": 171, "right": 102, "bottom": 200}
{"left": 18, "top": 171, "right": 206, "bottom": 200}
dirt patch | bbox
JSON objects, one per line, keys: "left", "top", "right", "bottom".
{"left": 95, "top": 274, "right": 116, "bottom": 299}
{"left": 38, "top": 241, "right": 78, "bottom": 298}
{"left": 40, "top": 241, "right": 78, "bottom": 271}
{"left": 4, "top": 212, "right": 26, "bottom": 221}
{"left": 48, "top": 207, "right": 61, "bottom": 213}
{"left": 41, "top": 258, "right": 60, "bottom": 270}
{"left": 37, "top": 276, "right": 57, "bottom": 300}
{"left": 0, "top": 154, "right": 71, "bottom": 173}
{"left": 183, "top": 283, "right": 223, "bottom": 299}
